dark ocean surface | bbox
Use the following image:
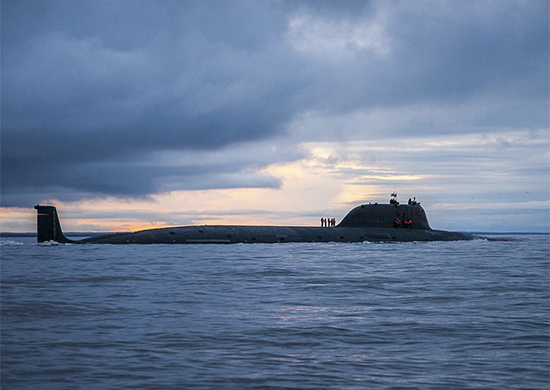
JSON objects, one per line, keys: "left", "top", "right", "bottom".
{"left": 1, "top": 235, "right": 549, "bottom": 389}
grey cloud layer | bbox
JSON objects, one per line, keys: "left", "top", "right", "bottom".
{"left": 2, "top": 0, "right": 548, "bottom": 206}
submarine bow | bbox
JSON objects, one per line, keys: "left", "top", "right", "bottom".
{"left": 34, "top": 202, "right": 476, "bottom": 244}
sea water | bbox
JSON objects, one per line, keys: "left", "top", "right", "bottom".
{"left": 1, "top": 236, "right": 549, "bottom": 389}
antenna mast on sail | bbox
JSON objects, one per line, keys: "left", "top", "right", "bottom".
{"left": 390, "top": 180, "right": 398, "bottom": 205}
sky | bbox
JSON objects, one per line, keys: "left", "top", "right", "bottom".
{"left": 1, "top": 0, "right": 549, "bottom": 233}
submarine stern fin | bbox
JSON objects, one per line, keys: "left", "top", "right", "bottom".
{"left": 34, "top": 205, "right": 74, "bottom": 243}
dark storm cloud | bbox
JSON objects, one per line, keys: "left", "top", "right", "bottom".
{"left": 290, "top": 1, "right": 549, "bottom": 119}
{"left": 1, "top": 0, "right": 548, "bottom": 206}
{"left": 1, "top": 0, "right": 300, "bottom": 205}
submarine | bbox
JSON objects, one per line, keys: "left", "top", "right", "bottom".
{"left": 34, "top": 197, "right": 476, "bottom": 244}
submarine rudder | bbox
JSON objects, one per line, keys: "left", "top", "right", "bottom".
{"left": 34, "top": 205, "right": 74, "bottom": 243}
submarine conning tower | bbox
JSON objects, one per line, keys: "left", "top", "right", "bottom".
{"left": 337, "top": 203, "right": 431, "bottom": 230}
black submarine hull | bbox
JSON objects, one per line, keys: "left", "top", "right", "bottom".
{"left": 78, "top": 225, "right": 474, "bottom": 244}
{"left": 34, "top": 203, "right": 477, "bottom": 244}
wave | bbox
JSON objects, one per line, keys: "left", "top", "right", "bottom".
{"left": 0, "top": 240, "right": 26, "bottom": 246}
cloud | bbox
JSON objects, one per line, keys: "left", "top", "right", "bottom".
{"left": 1, "top": 0, "right": 548, "bottom": 214}
{"left": 1, "top": 0, "right": 304, "bottom": 205}
{"left": 287, "top": 13, "right": 390, "bottom": 60}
